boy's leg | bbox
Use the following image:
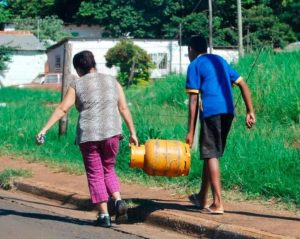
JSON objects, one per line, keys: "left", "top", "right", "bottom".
{"left": 198, "top": 160, "right": 210, "bottom": 206}
{"left": 198, "top": 114, "right": 233, "bottom": 213}
{"left": 206, "top": 157, "right": 223, "bottom": 211}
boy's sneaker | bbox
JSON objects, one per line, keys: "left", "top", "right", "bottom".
{"left": 115, "top": 200, "right": 128, "bottom": 224}
{"left": 94, "top": 215, "right": 112, "bottom": 228}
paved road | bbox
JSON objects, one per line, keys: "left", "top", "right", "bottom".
{"left": 0, "top": 190, "right": 194, "bottom": 239}
{"left": 0, "top": 194, "right": 141, "bottom": 239}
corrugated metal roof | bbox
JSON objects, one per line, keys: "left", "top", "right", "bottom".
{"left": 0, "top": 31, "right": 45, "bottom": 51}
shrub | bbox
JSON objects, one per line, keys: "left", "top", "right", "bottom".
{"left": 0, "top": 46, "right": 12, "bottom": 73}
{"left": 105, "top": 39, "right": 155, "bottom": 87}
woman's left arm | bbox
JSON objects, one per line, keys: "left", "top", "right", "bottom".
{"left": 37, "top": 87, "right": 76, "bottom": 137}
{"left": 116, "top": 82, "right": 138, "bottom": 146}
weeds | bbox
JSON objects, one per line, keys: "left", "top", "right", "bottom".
{"left": 0, "top": 168, "right": 32, "bottom": 190}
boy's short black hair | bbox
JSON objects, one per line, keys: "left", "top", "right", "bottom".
{"left": 73, "top": 50, "right": 96, "bottom": 75}
{"left": 189, "top": 35, "right": 208, "bottom": 53}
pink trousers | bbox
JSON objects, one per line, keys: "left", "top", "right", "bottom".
{"left": 79, "top": 135, "right": 121, "bottom": 204}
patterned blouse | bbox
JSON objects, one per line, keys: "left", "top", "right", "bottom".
{"left": 70, "top": 72, "right": 122, "bottom": 144}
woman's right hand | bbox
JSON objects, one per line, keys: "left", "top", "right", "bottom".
{"left": 36, "top": 130, "right": 47, "bottom": 145}
{"left": 37, "top": 129, "right": 47, "bottom": 138}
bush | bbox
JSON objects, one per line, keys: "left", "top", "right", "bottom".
{"left": 105, "top": 39, "right": 155, "bottom": 86}
{"left": 0, "top": 46, "right": 12, "bottom": 73}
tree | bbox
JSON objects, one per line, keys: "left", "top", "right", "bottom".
{"left": 77, "top": 0, "right": 181, "bottom": 38}
{"left": 164, "top": 13, "right": 208, "bottom": 42}
{"left": 13, "top": 16, "right": 71, "bottom": 46}
{"left": 244, "top": 4, "right": 296, "bottom": 49}
{"left": 2, "top": 0, "right": 299, "bottom": 48}
{"left": 0, "top": 4, "right": 11, "bottom": 22}
{"left": 76, "top": 0, "right": 241, "bottom": 45}
{"left": 278, "top": 1, "right": 300, "bottom": 40}
{"left": 52, "top": 0, "right": 82, "bottom": 22}
{"left": 0, "top": 46, "right": 12, "bottom": 74}
{"left": 105, "top": 39, "right": 155, "bottom": 86}
{"left": 5, "top": 0, "right": 55, "bottom": 18}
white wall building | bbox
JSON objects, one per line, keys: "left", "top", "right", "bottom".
{"left": 47, "top": 38, "right": 239, "bottom": 79}
{"left": 0, "top": 31, "right": 47, "bottom": 86}
{"left": 63, "top": 24, "right": 104, "bottom": 38}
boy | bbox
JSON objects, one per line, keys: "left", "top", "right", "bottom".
{"left": 185, "top": 35, "right": 256, "bottom": 214}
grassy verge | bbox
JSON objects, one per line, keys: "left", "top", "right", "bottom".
{"left": 0, "top": 168, "right": 32, "bottom": 190}
{"left": 0, "top": 50, "right": 299, "bottom": 207}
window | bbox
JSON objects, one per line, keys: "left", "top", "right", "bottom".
{"left": 45, "top": 75, "right": 60, "bottom": 84}
{"left": 150, "top": 53, "right": 168, "bottom": 70}
{"left": 55, "top": 55, "right": 61, "bottom": 71}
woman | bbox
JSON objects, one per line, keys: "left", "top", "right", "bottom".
{"left": 37, "top": 50, "right": 138, "bottom": 227}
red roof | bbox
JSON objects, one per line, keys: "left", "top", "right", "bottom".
{"left": 0, "top": 31, "right": 32, "bottom": 35}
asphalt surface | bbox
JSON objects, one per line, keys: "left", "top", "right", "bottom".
{"left": 0, "top": 189, "right": 196, "bottom": 239}
{"left": 0, "top": 193, "right": 140, "bottom": 239}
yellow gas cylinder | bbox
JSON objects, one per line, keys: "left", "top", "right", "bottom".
{"left": 130, "top": 139, "right": 191, "bottom": 177}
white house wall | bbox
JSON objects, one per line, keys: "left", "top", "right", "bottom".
{"left": 71, "top": 40, "right": 119, "bottom": 76}
{"left": 63, "top": 24, "right": 104, "bottom": 38}
{"left": 178, "top": 46, "right": 239, "bottom": 71}
{"left": 0, "top": 51, "right": 46, "bottom": 86}
{"left": 130, "top": 40, "right": 177, "bottom": 77}
{"left": 47, "top": 44, "right": 64, "bottom": 73}
{"left": 48, "top": 39, "right": 184, "bottom": 78}
{"left": 212, "top": 48, "right": 239, "bottom": 63}
{"left": 47, "top": 39, "right": 238, "bottom": 79}
{"left": 70, "top": 40, "right": 180, "bottom": 77}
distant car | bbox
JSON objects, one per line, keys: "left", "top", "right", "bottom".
{"left": 284, "top": 41, "right": 300, "bottom": 52}
{"left": 18, "top": 73, "right": 62, "bottom": 90}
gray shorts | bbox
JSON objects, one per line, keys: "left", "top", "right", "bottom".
{"left": 200, "top": 114, "right": 234, "bottom": 159}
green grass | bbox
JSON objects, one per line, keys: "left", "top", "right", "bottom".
{"left": 0, "top": 168, "right": 32, "bottom": 190}
{"left": 0, "top": 50, "right": 299, "bottom": 206}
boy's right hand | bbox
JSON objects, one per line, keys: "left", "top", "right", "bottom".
{"left": 246, "top": 112, "right": 256, "bottom": 129}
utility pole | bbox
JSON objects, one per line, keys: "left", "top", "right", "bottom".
{"left": 59, "top": 42, "right": 72, "bottom": 136}
{"left": 237, "top": 0, "right": 244, "bottom": 57}
{"left": 37, "top": 19, "right": 40, "bottom": 40}
{"left": 246, "top": 25, "right": 250, "bottom": 54}
{"left": 179, "top": 22, "right": 182, "bottom": 74}
{"left": 208, "top": 0, "right": 213, "bottom": 53}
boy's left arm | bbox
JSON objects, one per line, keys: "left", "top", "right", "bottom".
{"left": 186, "top": 93, "right": 198, "bottom": 147}
{"left": 236, "top": 78, "right": 256, "bottom": 129}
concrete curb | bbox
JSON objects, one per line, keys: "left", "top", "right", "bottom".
{"left": 13, "top": 180, "right": 93, "bottom": 210}
{"left": 12, "top": 179, "right": 292, "bottom": 239}
{"left": 146, "top": 211, "right": 290, "bottom": 239}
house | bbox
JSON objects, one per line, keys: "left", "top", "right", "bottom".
{"left": 0, "top": 31, "right": 47, "bottom": 86}
{"left": 0, "top": 23, "right": 16, "bottom": 32}
{"left": 63, "top": 23, "right": 104, "bottom": 38}
{"left": 46, "top": 38, "right": 239, "bottom": 79}
{"left": 47, "top": 38, "right": 184, "bottom": 78}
